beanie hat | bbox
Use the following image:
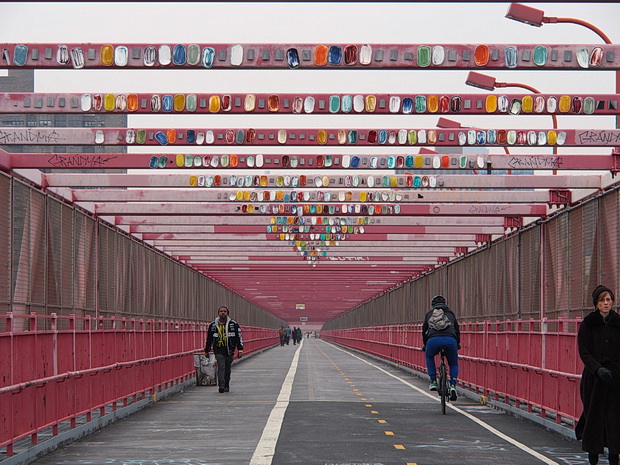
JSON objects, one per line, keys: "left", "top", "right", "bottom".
{"left": 592, "top": 285, "right": 615, "bottom": 307}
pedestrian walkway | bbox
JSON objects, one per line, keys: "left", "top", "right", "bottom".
{"left": 27, "top": 339, "right": 588, "bottom": 465}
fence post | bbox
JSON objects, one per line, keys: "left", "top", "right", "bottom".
{"left": 51, "top": 313, "right": 58, "bottom": 376}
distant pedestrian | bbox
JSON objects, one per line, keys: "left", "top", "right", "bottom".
{"left": 279, "top": 325, "right": 286, "bottom": 346}
{"left": 576, "top": 285, "right": 620, "bottom": 465}
{"left": 285, "top": 326, "right": 291, "bottom": 345}
{"left": 205, "top": 306, "right": 243, "bottom": 393}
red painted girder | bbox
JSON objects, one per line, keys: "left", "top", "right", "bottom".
{"left": 3, "top": 127, "right": 619, "bottom": 147}
{"left": 2, "top": 43, "right": 618, "bottom": 70}
{"left": 149, "top": 227, "right": 499, "bottom": 236}
{"left": 18, "top": 152, "right": 618, "bottom": 171}
{"left": 131, "top": 228, "right": 505, "bottom": 237}
{"left": 169, "top": 246, "right": 470, "bottom": 254}
{"left": 161, "top": 250, "right": 468, "bottom": 261}
{"left": 171, "top": 254, "right": 458, "bottom": 262}
{"left": 205, "top": 275, "right": 410, "bottom": 281}
{"left": 159, "top": 239, "right": 476, "bottom": 247}
{"left": 131, "top": 231, "right": 503, "bottom": 241}
{"left": 167, "top": 246, "right": 463, "bottom": 255}
{"left": 44, "top": 173, "right": 602, "bottom": 188}
{"left": 203, "top": 275, "right": 436, "bottom": 284}
{"left": 2, "top": 92, "right": 618, "bottom": 115}
{"left": 200, "top": 277, "right": 425, "bottom": 285}
{"left": 185, "top": 257, "right": 449, "bottom": 264}
{"left": 231, "top": 291, "right": 406, "bottom": 300}
{"left": 92, "top": 202, "right": 547, "bottom": 216}
{"left": 157, "top": 241, "right": 484, "bottom": 253}
{"left": 237, "top": 293, "right": 402, "bottom": 301}
{"left": 232, "top": 292, "right": 397, "bottom": 298}
{"left": 142, "top": 233, "right": 480, "bottom": 241}
{"left": 157, "top": 237, "right": 488, "bottom": 246}
{"left": 221, "top": 284, "right": 413, "bottom": 290}
{"left": 200, "top": 261, "right": 432, "bottom": 274}
{"left": 65, "top": 189, "right": 560, "bottom": 204}
{"left": 120, "top": 215, "right": 507, "bottom": 226}
{"left": 238, "top": 288, "right": 415, "bottom": 294}
{"left": 179, "top": 264, "right": 443, "bottom": 274}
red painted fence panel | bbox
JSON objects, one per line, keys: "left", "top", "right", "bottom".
{"left": 0, "top": 312, "right": 279, "bottom": 457}
{"left": 322, "top": 318, "right": 583, "bottom": 428}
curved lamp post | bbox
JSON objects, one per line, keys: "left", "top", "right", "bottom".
{"left": 505, "top": 3, "right": 617, "bottom": 129}
{"left": 465, "top": 71, "right": 558, "bottom": 156}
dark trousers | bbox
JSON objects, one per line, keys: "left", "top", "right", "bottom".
{"left": 215, "top": 353, "right": 233, "bottom": 388}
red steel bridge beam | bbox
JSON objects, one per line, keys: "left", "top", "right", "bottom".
{"left": 0, "top": 126, "right": 617, "bottom": 147}
{"left": 0, "top": 92, "right": 617, "bottom": 116}
{"left": 5, "top": 151, "right": 618, "bottom": 173}
{"left": 1, "top": 42, "right": 619, "bottom": 70}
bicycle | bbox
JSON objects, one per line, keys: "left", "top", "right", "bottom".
{"left": 437, "top": 347, "right": 450, "bottom": 414}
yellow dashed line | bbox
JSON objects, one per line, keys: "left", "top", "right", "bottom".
{"left": 316, "top": 341, "right": 410, "bottom": 458}
{"left": 407, "top": 463, "right": 418, "bottom": 465}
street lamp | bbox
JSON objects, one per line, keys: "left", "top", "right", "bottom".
{"left": 465, "top": 71, "right": 558, "bottom": 155}
{"left": 505, "top": 3, "right": 618, "bottom": 129}
{"left": 505, "top": 3, "right": 612, "bottom": 43}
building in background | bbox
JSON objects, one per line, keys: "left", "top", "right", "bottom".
{"left": 0, "top": 69, "right": 127, "bottom": 164}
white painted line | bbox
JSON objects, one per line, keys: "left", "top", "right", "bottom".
{"left": 249, "top": 340, "right": 302, "bottom": 465}
{"left": 327, "top": 341, "right": 560, "bottom": 465}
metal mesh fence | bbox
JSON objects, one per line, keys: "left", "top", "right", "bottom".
{"left": 0, "top": 173, "right": 10, "bottom": 314}
{"left": 0, "top": 174, "right": 285, "bottom": 332}
{"left": 323, "top": 187, "right": 620, "bottom": 330}
{"left": 3, "top": 170, "right": 619, "bottom": 333}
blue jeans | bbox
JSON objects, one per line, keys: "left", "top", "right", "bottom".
{"left": 426, "top": 336, "right": 459, "bottom": 386}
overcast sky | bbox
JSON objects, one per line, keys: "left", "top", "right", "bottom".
{"left": 1, "top": 2, "right": 618, "bottom": 159}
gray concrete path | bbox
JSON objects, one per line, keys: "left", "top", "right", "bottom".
{"left": 28, "top": 339, "right": 590, "bottom": 465}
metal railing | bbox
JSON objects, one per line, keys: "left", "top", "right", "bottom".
{"left": 322, "top": 318, "right": 582, "bottom": 428}
{"left": 0, "top": 312, "right": 279, "bottom": 458}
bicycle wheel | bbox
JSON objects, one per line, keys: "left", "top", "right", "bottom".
{"left": 439, "top": 360, "right": 447, "bottom": 414}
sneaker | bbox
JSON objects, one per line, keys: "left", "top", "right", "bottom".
{"left": 429, "top": 381, "right": 438, "bottom": 392}
{"left": 219, "top": 387, "right": 225, "bottom": 393}
{"left": 449, "top": 386, "right": 457, "bottom": 402}
{"left": 224, "top": 387, "right": 230, "bottom": 392}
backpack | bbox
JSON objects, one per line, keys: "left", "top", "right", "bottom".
{"left": 428, "top": 308, "right": 451, "bottom": 331}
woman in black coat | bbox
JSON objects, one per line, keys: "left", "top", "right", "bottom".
{"left": 576, "top": 285, "right": 620, "bottom": 465}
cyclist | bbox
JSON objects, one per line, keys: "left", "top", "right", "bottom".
{"left": 422, "top": 295, "right": 461, "bottom": 401}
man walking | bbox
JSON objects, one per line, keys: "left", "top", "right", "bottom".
{"left": 205, "top": 306, "right": 244, "bottom": 393}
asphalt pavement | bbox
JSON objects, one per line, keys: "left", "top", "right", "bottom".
{"left": 26, "top": 338, "right": 590, "bottom": 465}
